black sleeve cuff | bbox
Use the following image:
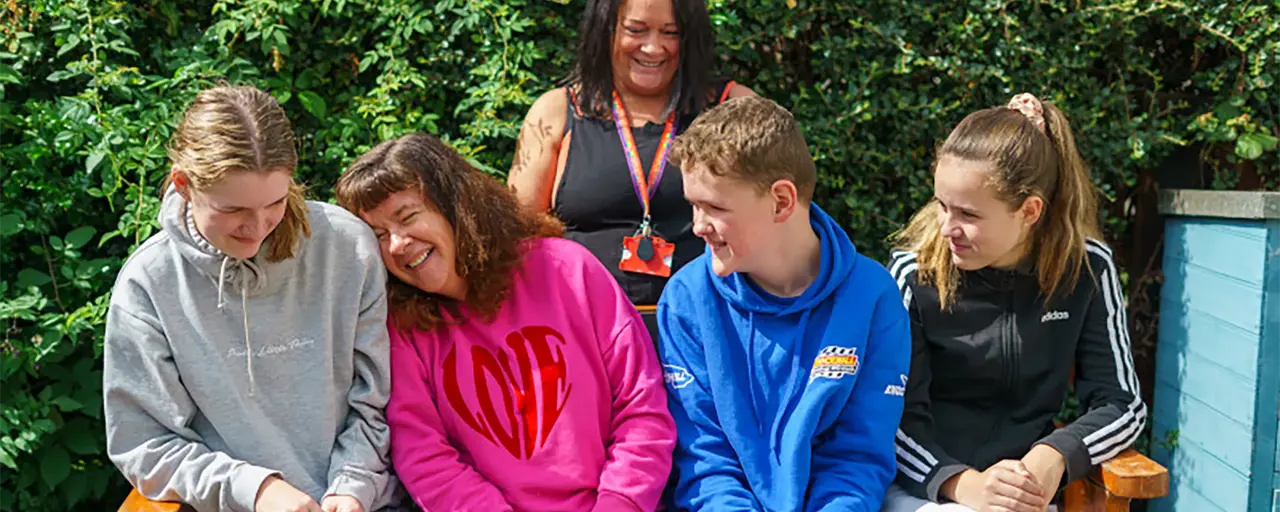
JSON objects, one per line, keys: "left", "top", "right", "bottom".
{"left": 1035, "top": 430, "right": 1092, "bottom": 485}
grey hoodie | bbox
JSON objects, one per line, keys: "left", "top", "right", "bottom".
{"left": 104, "top": 188, "right": 401, "bottom": 511}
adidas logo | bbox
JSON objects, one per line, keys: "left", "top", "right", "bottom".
{"left": 1041, "top": 310, "right": 1070, "bottom": 322}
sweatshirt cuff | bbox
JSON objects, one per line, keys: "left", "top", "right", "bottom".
{"left": 592, "top": 491, "right": 643, "bottom": 512}
{"left": 927, "top": 463, "right": 970, "bottom": 503}
{"left": 325, "top": 470, "right": 377, "bottom": 511}
{"left": 1035, "top": 430, "right": 1091, "bottom": 485}
{"left": 232, "top": 464, "right": 281, "bottom": 511}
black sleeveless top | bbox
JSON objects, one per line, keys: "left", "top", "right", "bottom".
{"left": 554, "top": 81, "right": 736, "bottom": 306}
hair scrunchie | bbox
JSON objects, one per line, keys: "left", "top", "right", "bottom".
{"left": 1008, "top": 93, "right": 1046, "bottom": 134}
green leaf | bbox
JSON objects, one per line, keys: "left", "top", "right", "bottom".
{"left": 98, "top": 230, "right": 121, "bottom": 248}
{"left": 298, "top": 91, "right": 326, "bottom": 118}
{"left": 74, "top": 386, "right": 102, "bottom": 419}
{"left": 64, "top": 472, "right": 88, "bottom": 507}
{"left": 0, "top": 62, "right": 20, "bottom": 85}
{"left": 65, "top": 433, "right": 96, "bottom": 456}
{"left": 46, "top": 69, "right": 75, "bottom": 82}
{"left": 56, "top": 34, "right": 81, "bottom": 58}
{"left": 52, "top": 396, "right": 83, "bottom": 412}
{"left": 0, "top": 214, "right": 23, "bottom": 236}
{"left": 64, "top": 226, "right": 95, "bottom": 249}
{"left": 273, "top": 31, "right": 289, "bottom": 56}
{"left": 0, "top": 448, "right": 15, "bottom": 470}
{"left": 1234, "top": 132, "right": 1279, "bottom": 160}
{"left": 85, "top": 151, "right": 105, "bottom": 174}
{"left": 61, "top": 420, "right": 97, "bottom": 455}
{"left": 40, "top": 445, "right": 70, "bottom": 489}
{"left": 17, "top": 269, "right": 52, "bottom": 288}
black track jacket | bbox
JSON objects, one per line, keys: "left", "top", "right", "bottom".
{"left": 887, "top": 239, "right": 1147, "bottom": 501}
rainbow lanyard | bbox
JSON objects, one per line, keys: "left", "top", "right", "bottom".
{"left": 610, "top": 90, "right": 679, "bottom": 236}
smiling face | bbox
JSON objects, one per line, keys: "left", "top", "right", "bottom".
{"left": 359, "top": 188, "right": 466, "bottom": 300}
{"left": 611, "top": 0, "right": 681, "bottom": 98}
{"left": 933, "top": 156, "right": 1041, "bottom": 270}
{"left": 682, "top": 164, "right": 784, "bottom": 277}
{"left": 178, "top": 169, "right": 291, "bottom": 259}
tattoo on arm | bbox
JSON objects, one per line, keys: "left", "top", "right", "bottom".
{"left": 510, "top": 116, "right": 554, "bottom": 181}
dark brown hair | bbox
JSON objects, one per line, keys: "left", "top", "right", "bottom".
{"left": 669, "top": 95, "right": 817, "bottom": 201}
{"left": 894, "top": 99, "right": 1100, "bottom": 307}
{"left": 335, "top": 133, "right": 564, "bottom": 332}
{"left": 566, "top": 0, "right": 716, "bottom": 118}
{"left": 165, "top": 84, "right": 310, "bottom": 261}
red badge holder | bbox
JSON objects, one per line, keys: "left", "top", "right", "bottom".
{"left": 620, "top": 228, "right": 674, "bottom": 278}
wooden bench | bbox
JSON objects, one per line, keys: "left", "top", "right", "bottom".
{"left": 119, "top": 449, "right": 1169, "bottom": 512}
{"left": 1059, "top": 362, "right": 1168, "bottom": 511}
{"left": 120, "top": 304, "right": 1168, "bottom": 511}
{"left": 1063, "top": 448, "right": 1169, "bottom": 511}
{"left": 119, "top": 489, "right": 189, "bottom": 512}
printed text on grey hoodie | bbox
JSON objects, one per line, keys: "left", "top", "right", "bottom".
{"left": 104, "top": 189, "right": 399, "bottom": 511}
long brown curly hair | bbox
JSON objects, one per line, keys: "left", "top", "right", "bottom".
{"left": 335, "top": 133, "right": 564, "bottom": 332}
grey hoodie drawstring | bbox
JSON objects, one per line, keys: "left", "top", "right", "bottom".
{"left": 216, "top": 255, "right": 256, "bottom": 396}
{"left": 216, "top": 256, "right": 230, "bottom": 309}
{"left": 240, "top": 270, "right": 255, "bottom": 395}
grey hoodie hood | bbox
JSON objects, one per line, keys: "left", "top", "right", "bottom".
{"left": 159, "top": 187, "right": 290, "bottom": 394}
{"left": 104, "top": 187, "right": 402, "bottom": 511}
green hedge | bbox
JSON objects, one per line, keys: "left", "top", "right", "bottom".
{"left": 1, "top": 0, "right": 1275, "bottom": 508}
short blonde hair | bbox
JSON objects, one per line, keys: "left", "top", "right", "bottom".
{"left": 165, "top": 84, "right": 310, "bottom": 261}
{"left": 669, "top": 96, "right": 816, "bottom": 202}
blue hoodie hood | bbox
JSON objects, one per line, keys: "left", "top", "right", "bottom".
{"left": 707, "top": 203, "right": 856, "bottom": 315}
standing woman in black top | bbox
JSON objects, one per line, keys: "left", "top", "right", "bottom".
{"left": 508, "top": 0, "right": 754, "bottom": 327}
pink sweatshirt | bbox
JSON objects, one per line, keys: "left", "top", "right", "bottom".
{"left": 387, "top": 237, "right": 676, "bottom": 512}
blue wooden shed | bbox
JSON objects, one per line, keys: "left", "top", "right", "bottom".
{"left": 1150, "top": 189, "right": 1280, "bottom": 512}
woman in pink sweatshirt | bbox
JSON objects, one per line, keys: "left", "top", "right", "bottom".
{"left": 334, "top": 132, "right": 676, "bottom": 512}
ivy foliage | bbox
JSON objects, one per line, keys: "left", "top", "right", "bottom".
{"left": 1, "top": 0, "right": 1274, "bottom": 508}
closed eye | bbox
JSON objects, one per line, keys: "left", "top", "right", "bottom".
{"left": 215, "top": 197, "right": 287, "bottom": 214}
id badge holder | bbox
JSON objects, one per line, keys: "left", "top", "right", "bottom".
{"left": 619, "top": 223, "right": 674, "bottom": 277}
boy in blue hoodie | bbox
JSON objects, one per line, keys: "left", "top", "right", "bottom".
{"left": 657, "top": 95, "right": 911, "bottom": 512}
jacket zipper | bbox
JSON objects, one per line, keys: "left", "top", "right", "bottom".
{"left": 1005, "top": 274, "right": 1019, "bottom": 397}
{"left": 987, "top": 275, "right": 1018, "bottom": 445}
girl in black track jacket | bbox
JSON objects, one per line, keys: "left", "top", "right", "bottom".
{"left": 880, "top": 93, "right": 1146, "bottom": 512}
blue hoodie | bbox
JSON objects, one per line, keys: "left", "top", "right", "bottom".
{"left": 657, "top": 204, "right": 910, "bottom": 512}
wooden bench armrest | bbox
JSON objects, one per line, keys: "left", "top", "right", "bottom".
{"left": 1094, "top": 448, "right": 1169, "bottom": 499}
{"left": 119, "top": 488, "right": 193, "bottom": 512}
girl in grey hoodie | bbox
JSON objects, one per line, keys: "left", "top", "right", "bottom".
{"left": 103, "top": 85, "right": 401, "bottom": 512}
